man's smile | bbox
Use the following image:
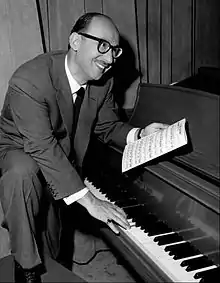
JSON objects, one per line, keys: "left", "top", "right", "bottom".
{"left": 94, "top": 60, "right": 111, "bottom": 72}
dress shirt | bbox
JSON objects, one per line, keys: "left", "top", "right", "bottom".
{"left": 63, "top": 56, "right": 88, "bottom": 205}
{"left": 63, "top": 55, "right": 139, "bottom": 205}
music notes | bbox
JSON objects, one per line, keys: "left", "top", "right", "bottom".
{"left": 122, "top": 118, "right": 188, "bottom": 172}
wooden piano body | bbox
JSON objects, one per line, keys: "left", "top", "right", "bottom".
{"left": 83, "top": 80, "right": 220, "bottom": 282}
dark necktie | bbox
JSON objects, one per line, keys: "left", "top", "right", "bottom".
{"left": 73, "top": 87, "right": 85, "bottom": 133}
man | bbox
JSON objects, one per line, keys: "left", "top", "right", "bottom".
{"left": 0, "top": 12, "right": 167, "bottom": 282}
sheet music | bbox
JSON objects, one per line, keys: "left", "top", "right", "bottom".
{"left": 122, "top": 118, "right": 188, "bottom": 172}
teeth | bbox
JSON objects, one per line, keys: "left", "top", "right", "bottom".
{"left": 96, "top": 62, "right": 105, "bottom": 69}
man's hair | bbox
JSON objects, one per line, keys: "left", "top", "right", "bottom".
{"left": 69, "top": 12, "right": 118, "bottom": 35}
{"left": 68, "top": 12, "right": 118, "bottom": 50}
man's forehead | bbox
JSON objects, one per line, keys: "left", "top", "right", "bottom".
{"left": 87, "top": 16, "right": 119, "bottom": 43}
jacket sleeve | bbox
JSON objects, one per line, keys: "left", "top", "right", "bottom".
{"left": 94, "top": 80, "right": 133, "bottom": 148}
{"left": 8, "top": 81, "right": 85, "bottom": 200}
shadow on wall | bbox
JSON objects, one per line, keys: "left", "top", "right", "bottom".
{"left": 108, "top": 35, "right": 141, "bottom": 121}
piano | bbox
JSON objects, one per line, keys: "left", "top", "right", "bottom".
{"left": 83, "top": 81, "right": 220, "bottom": 282}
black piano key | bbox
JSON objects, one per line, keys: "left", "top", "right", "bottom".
{"left": 137, "top": 213, "right": 159, "bottom": 229}
{"left": 183, "top": 256, "right": 214, "bottom": 271}
{"left": 194, "top": 266, "right": 220, "bottom": 279}
{"left": 125, "top": 203, "right": 173, "bottom": 236}
{"left": 114, "top": 197, "right": 139, "bottom": 207}
{"left": 200, "top": 275, "right": 218, "bottom": 283}
{"left": 147, "top": 221, "right": 172, "bottom": 236}
{"left": 165, "top": 242, "right": 200, "bottom": 260}
{"left": 190, "top": 237, "right": 219, "bottom": 254}
{"left": 199, "top": 267, "right": 220, "bottom": 282}
{"left": 104, "top": 189, "right": 128, "bottom": 200}
{"left": 206, "top": 251, "right": 220, "bottom": 266}
{"left": 154, "top": 233, "right": 183, "bottom": 245}
{"left": 124, "top": 206, "right": 165, "bottom": 235}
{"left": 178, "top": 228, "right": 205, "bottom": 241}
{"left": 165, "top": 213, "right": 194, "bottom": 232}
{"left": 123, "top": 205, "right": 147, "bottom": 221}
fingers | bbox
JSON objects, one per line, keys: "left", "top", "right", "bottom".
{"left": 158, "top": 123, "right": 169, "bottom": 129}
{"left": 143, "top": 122, "right": 169, "bottom": 136}
{"left": 106, "top": 220, "right": 120, "bottom": 234}
{"left": 113, "top": 204, "right": 127, "bottom": 217}
{"left": 112, "top": 209, "right": 130, "bottom": 229}
{"left": 105, "top": 203, "right": 130, "bottom": 231}
{"left": 86, "top": 196, "right": 130, "bottom": 234}
{"left": 151, "top": 122, "right": 169, "bottom": 130}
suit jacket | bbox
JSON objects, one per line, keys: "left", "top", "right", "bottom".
{"left": 0, "top": 51, "right": 132, "bottom": 200}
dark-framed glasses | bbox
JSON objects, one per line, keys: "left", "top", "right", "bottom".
{"left": 78, "top": 32, "right": 123, "bottom": 58}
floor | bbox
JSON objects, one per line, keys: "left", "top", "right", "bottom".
{"left": 72, "top": 244, "right": 136, "bottom": 282}
{"left": 0, "top": 225, "right": 136, "bottom": 282}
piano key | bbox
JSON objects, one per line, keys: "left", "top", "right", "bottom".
{"left": 178, "top": 228, "right": 205, "bottom": 240}
{"left": 189, "top": 237, "right": 219, "bottom": 254}
{"left": 124, "top": 205, "right": 170, "bottom": 234}
{"left": 184, "top": 256, "right": 215, "bottom": 271}
{"left": 154, "top": 232, "right": 183, "bottom": 245}
{"left": 114, "top": 197, "right": 138, "bottom": 206}
{"left": 163, "top": 213, "right": 194, "bottom": 231}
{"left": 127, "top": 226, "right": 218, "bottom": 282}
{"left": 181, "top": 255, "right": 208, "bottom": 267}
{"left": 199, "top": 266, "right": 220, "bottom": 282}
{"left": 148, "top": 222, "right": 172, "bottom": 236}
{"left": 165, "top": 242, "right": 201, "bottom": 259}
{"left": 124, "top": 226, "right": 203, "bottom": 282}
{"left": 205, "top": 251, "right": 220, "bottom": 265}
{"left": 92, "top": 181, "right": 189, "bottom": 239}
{"left": 193, "top": 265, "right": 219, "bottom": 279}
{"left": 85, "top": 179, "right": 217, "bottom": 282}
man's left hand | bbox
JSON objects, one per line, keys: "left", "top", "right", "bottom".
{"left": 140, "top": 122, "right": 169, "bottom": 138}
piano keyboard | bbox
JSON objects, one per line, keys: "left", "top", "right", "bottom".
{"left": 84, "top": 178, "right": 219, "bottom": 283}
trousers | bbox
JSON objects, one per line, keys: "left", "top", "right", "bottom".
{"left": 0, "top": 149, "right": 62, "bottom": 269}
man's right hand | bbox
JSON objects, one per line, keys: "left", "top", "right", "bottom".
{"left": 77, "top": 190, "right": 130, "bottom": 234}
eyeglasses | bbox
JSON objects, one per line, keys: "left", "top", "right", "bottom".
{"left": 78, "top": 32, "right": 123, "bottom": 59}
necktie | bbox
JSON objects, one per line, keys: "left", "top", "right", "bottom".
{"left": 73, "top": 87, "right": 85, "bottom": 133}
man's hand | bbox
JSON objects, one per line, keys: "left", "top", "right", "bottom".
{"left": 140, "top": 122, "right": 169, "bottom": 138}
{"left": 77, "top": 191, "right": 130, "bottom": 234}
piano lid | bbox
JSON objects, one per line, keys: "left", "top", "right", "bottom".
{"left": 129, "top": 83, "right": 219, "bottom": 184}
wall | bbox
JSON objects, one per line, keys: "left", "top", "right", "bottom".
{"left": 136, "top": 0, "right": 220, "bottom": 85}
{"left": 38, "top": 0, "right": 220, "bottom": 110}
{"left": 0, "top": 0, "right": 43, "bottom": 110}
{"left": 1, "top": 0, "right": 220, "bottom": 111}
{"left": 37, "top": 0, "right": 140, "bottom": 110}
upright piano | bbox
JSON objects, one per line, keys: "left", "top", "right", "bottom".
{"left": 83, "top": 81, "right": 220, "bottom": 282}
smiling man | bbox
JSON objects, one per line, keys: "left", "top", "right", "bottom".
{"left": 68, "top": 15, "right": 120, "bottom": 82}
{"left": 0, "top": 12, "right": 167, "bottom": 282}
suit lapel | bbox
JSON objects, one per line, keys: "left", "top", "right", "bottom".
{"left": 51, "top": 52, "right": 111, "bottom": 166}
{"left": 56, "top": 86, "right": 73, "bottom": 137}
{"left": 53, "top": 52, "right": 74, "bottom": 136}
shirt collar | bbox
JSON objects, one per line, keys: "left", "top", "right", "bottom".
{"left": 65, "top": 55, "right": 86, "bottom": 93}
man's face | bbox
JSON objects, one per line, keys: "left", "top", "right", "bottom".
{"left": 74, "top": 17, "right": 120, "bottom": 82}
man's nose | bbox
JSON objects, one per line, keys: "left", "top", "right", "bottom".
{"left": 103, "top": 48, "right": 114, "bottom": 64}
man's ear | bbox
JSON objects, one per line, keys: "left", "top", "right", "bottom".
{"left": 69, "top": 32, "right": 81, "bottom": 51}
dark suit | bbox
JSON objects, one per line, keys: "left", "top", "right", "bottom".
{"left": 0, "top": 51, "right": 132, "bottom": 268}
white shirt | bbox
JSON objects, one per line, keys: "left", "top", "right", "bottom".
{"left": 63, "top": 55, "right": 139, "bottom": 205}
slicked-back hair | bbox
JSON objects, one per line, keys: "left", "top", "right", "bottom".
{"left": 70, "top": 12, "right": 101, "bottom": 34}
{"left": 68, "top": 12, "right": 118, "bottom": 49}
{"left": 70, "top": 12, "right": 116, "bottom": 35}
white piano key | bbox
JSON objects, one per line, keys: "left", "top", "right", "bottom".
{"left": 84, "top": 179, "right": 214, "bottom": 282}
{"left": 122, "top": 225, "right": 203, "bottom": 282}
